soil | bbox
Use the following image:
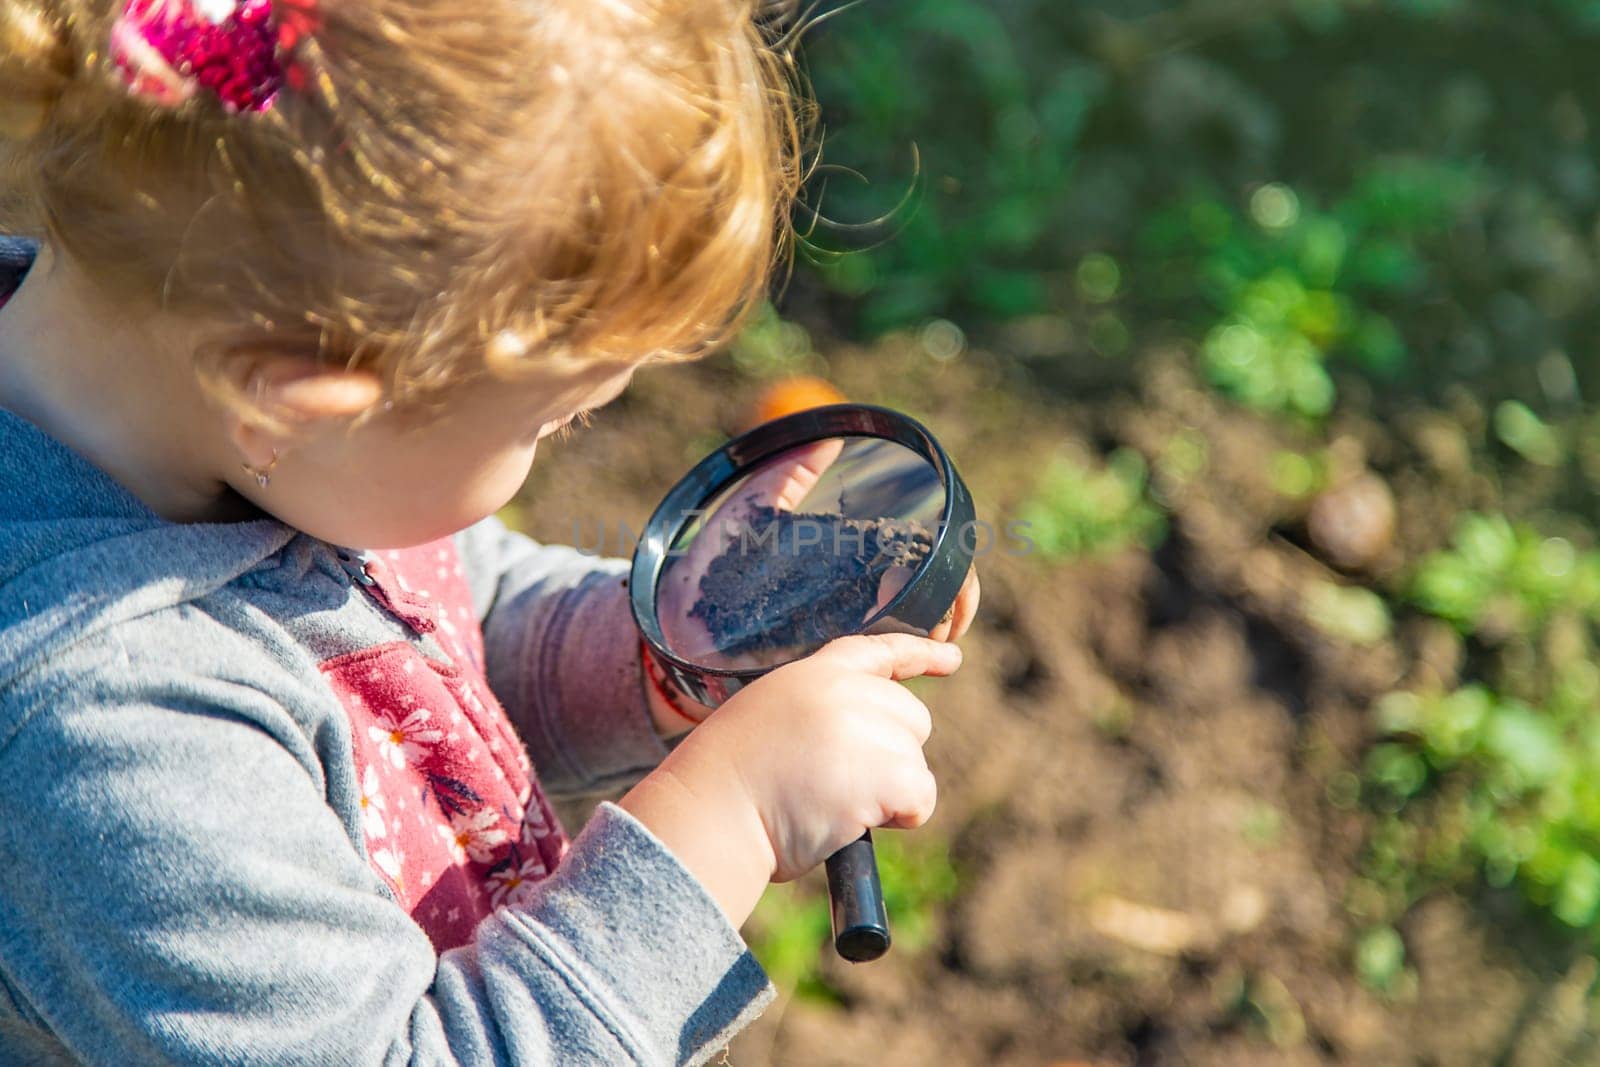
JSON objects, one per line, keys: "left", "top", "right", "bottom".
{"left": 514, "top": 335, "right": 1600, "bottom": 1066}
{"left": 688, "top": 503, "right": 934, "bottom": 659}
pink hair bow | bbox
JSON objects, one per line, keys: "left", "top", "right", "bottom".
{"left": 110, "top": 0, "right": 318, "bottom": 114}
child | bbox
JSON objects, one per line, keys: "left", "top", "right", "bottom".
{"left": 0, "top": 0, "right": 978, "bottom": 1064}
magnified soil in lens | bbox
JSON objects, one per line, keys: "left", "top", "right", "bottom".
{"left": 689, "top": 503, "right": 934, "bottom": 659}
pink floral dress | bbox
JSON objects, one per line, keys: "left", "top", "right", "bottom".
{"left": 320, "top": 542, "right": 568, "bottom": 952}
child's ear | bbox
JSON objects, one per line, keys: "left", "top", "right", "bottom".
{"left": 250, "top": 354, "right": 386, "bottom": 421}
{"left": 222, "top": 353, "right": 386, "bottom": 467}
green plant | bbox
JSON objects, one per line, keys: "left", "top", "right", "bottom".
{"left": 746, "top": 884, "right": 837, "bottom": 1002}
{"left": 1494, "top": 401, "right": 1566, "bottom": 468}
{"left": 1145, "top": 162, "right": 1478, "bottom": 418}
{"left": 1354, "top": 925, "right": 1414, "bottom": 996}
{"left": 1352, "top": 508, "right": 1600, "bottom": 947}
{"left": 1016, "top": 448, "right": 1166, "bottom": 561}
{"left": 1409, "top": 514, "right": 1600, "bottom": 635}
{"left": 1304, "top": 581, "right": 1392, "bottom": 646}
{"left": 1364, "top": 680, "right": 1600, "bottom": 934}
{"left": 746, "top": 831, "right": 960, "bottom": 999}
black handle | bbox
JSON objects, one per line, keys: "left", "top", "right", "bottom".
{"left": 825, "top": 830, "right": 891, "bottom": 962}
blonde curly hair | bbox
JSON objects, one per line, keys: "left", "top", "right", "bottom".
{"left": 0, "top": 0, "right": 806, "bottom": 417}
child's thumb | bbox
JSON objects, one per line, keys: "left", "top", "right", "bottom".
{"left": 814, "top": 632, "right": 962, "bottom": 681}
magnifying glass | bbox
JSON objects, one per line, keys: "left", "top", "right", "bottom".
{"left": 630, "top": 403, "right": 975, "bottom": 962}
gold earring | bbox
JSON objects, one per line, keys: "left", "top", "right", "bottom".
{"left": 241, "top": 449, "right": 279, "bottom": 489}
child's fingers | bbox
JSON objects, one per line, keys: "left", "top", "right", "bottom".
{"left": 768, "top": 437, "right": 846, "bottom": 512}
{"left": 850, "top": 675, "right": 934, "bottom": 744}
{"left": 700, "top": 438, "right": 845, "bottom": 554}
{"left": 725, "top": 439, "right": 844, "bottom": 520}
{"left": 814, "top": 632, "right": 962, "bottom": 681}
{"left": 918, "top": 567, "right": 980, "bottom": 643}
{"left": 948, "top": 568, "right": 980, "bottom": 641}
{"left": 882, "top": 766, "right": 939, "bottom": 830}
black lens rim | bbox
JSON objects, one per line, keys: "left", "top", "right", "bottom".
{"left": 630, "top": 403, "right": 976, "bottom": 707}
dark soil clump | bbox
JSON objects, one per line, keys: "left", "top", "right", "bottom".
{"left": 689, "top": 503, "right": 933, "bottom": 658}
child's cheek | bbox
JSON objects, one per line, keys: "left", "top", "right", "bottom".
{"left": 470, "top": 442, "right": 541, "bottom": 519}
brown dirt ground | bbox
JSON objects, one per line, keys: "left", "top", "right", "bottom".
{"left": 514, "top": 337, "right": 1600, "bottom": 1066}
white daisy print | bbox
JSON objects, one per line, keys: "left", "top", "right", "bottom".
{"left": 520, "top": 802, "right": 552, "bottom": 846}
{"left": 358, "top": 765, "right": 387, "bottom": 840}
{"left": 438, "top": 808, "right": 508, "bottom": 865}
{"left": 487, "top": 856, "right": 548, "bottom": 908}
{"left": 372, "top": 846, "right": 406, "bottom": 892}
{"left": 368, "top": 707, "right": 443, "bottom": 768}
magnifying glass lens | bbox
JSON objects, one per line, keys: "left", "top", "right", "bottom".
{"left": 653, "top": 436, "right": 946, "bottom": 673}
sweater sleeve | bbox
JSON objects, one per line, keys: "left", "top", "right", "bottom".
{"left": 454, "top": 514, "right": 671, "bottom": 798}
{"left": 0, "top": 650, "right": 771, "bottom": 1067}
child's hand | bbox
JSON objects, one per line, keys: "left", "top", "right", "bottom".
{"left": 931, "top": 566, "right": 981, "bottom": 642}
{"left": 619, "top": 633, "right": 961, "bottom": 923}
{"left": 704, "top": 632, "right": 958, "bottom": 880}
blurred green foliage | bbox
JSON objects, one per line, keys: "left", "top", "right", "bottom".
{"left": 1304, "top": 581, "right": 1393, "bottom": 645}
{"left": 1355, "top": 514, "right": 1600, "bottom": 971}
{"left": 1410, "top": 514, "right": 1600, "bottom": 633}
{"left": 1016, "top": 447, "right": 1167, "bottom": 560}
{"left": 1148, "top": 163, "right": 1477, "bottom": 416}
{"left": 747, "top": 832, "right": 960, "bottom": 1000}
{"left": 731, "top": 302, "right": 826, "bottom": 380}
{"left": 800, "top": 0, "right": 1600, "bottom": 412}
{"left": 1354, "top": 924, "right": 1413, "bottom": 995}
{"left": 1267, "top": 449, "right": 1330, "bottom": 500}
{"left": 1362, "top": 675, "right": 1600, "bottom": 933}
